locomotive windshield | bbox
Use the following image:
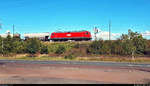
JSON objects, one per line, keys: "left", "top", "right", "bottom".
{"left": 85, "top": 32, "right": 88, "bottom": 35}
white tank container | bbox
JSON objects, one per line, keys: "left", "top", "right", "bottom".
{"left": 24, "top": 32, "right": 50, "bottom": 38}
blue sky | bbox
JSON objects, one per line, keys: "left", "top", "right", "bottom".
{"left": 0, "top": 0, "right": 150, "bottom": 39}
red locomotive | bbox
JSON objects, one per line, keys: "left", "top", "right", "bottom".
{"left": 50, "top": 30, "right": 92, "bottom": 41}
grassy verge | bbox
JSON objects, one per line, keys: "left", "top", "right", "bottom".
{"left": 0, "top": 56, "right": 150, "bottom": 63}
{"left": 76, "top": 57, "right": 150, "bottom": 63}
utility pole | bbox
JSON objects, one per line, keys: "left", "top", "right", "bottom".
{"left": 109, "top": 20, "right": 111, "bottom": 41}
{"left": 13, "top": 24, "right": 15, "bottom": 37}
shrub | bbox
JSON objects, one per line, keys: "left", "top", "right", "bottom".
{"left": 48, "top": 44, "right": 58, "bottom": 53}
{"left": 100, "top": 40, "right": 111, "bottom": 54}
{"left": 64, "top": 54, "right": 75, "bottom": 59}
{"left": 87, "top": 39, "right": 112, "bottom": 55}
{"left": 47, "top": 42, "right": 74, "bottom": 54}
{"left": 26, "top": 38, "right": 41, "bottom": 57}
{"left": 0, "top": 35, "right": 26, "bottom": 55}
{"left": 13, "top": 40, "right": 26, "bottom": 54}
{"left": 111, "top": 40, "right": 123, "bottom": 55}
{"left": 87, "top": 40, "right": 103, "bottom": 54}
{"left": 55, "top": 45, "right": 66, "bottom": 54}
{"left": 40, "top": 44, "right": 48, "bottom": 54}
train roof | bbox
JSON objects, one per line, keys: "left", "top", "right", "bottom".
{"left": 54, "top": 30, "right": 89, "bottom": 33}
{"left": 24, "top": 32, "right": 50, "bottom": 34}
{"left": 24, "top": 32, "right": 50, "bottom": 38}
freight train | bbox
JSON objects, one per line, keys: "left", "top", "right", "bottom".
{"left": 0, "top": 30, "right": 92, "bottom": 41}
{"left": 24, "top": 30, "right": 92, "bottom": 41}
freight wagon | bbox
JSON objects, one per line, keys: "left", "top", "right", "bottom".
{"left": 24, "top": 32, "right": 50, "bottom": 41}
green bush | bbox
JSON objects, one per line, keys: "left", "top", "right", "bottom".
{"left": 13, "top": 40, "right": 26, "bottom": 54}
{"left": 100, "top": 40, "right": 111, "bottom": 54}
{"left": 111, "top": 40, "right": 123, "bottom": 55}
{"left": 47, "top": 42, "right": 74, "bottom": 54}
{"left": 55, "top": 45, "right": 66, "bottom": 54}
{"left": 87, "top": 40, "right": 103, "bottom": 54}
{"left": 40, "top": 44, "right": 48, "bottom": 54}
{"left": 64, "top": 54, "right": 75, "bottom": 59}
{"left": 0, "top": 35, "right": 26, "bottom": 55}
{"left": 26, "top": 38, "right": 41, "bottom": 56}
{"left": 48, "top": 44, "right": 58, "bottom": 53}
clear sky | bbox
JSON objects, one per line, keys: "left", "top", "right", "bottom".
{"left": 0, "top": 0, "right": 150, "bottom": 39}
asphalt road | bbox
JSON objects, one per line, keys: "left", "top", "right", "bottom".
{"left": 0, "top": 59, "right": 150, "bottom": 68}
{"left": 1, "top": 59, "right": 150, "bottom": 84}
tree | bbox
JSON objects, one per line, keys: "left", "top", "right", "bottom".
{"left": 26, "top": 38, "right": 41, "bottom": 57}
{"left": 133, "top": 35, "right": 147, "bottom": 54}
{"left": 128, "top": 29, "right": 147, "bottom": 54}
{"left": 3, "top": 35, "right": 14, "bottom": 55}
{"left": 120, "top": 29, "right": 146, "bottom": 59}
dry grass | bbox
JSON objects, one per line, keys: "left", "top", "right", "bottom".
{"left": 75, "top": 57, "right": 150, "bottom": 63}
{"left": 0, "top": 54, "right": 150, "bottom": 63}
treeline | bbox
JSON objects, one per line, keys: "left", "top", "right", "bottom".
{"left": 0, "top": 29, "right": 150, "bottom": 58}
{"left": 87, "top": 29, "right": 149, "bottom": 55}
{"left": 0, "top": 35, "right": 75, "bottom": 57}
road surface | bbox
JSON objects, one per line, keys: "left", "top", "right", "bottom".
{"left": 0, "top": 60, "right": 150, "bottom": 84}
{"left": 0, "top": 60, "right": 150, "bottom": 68}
